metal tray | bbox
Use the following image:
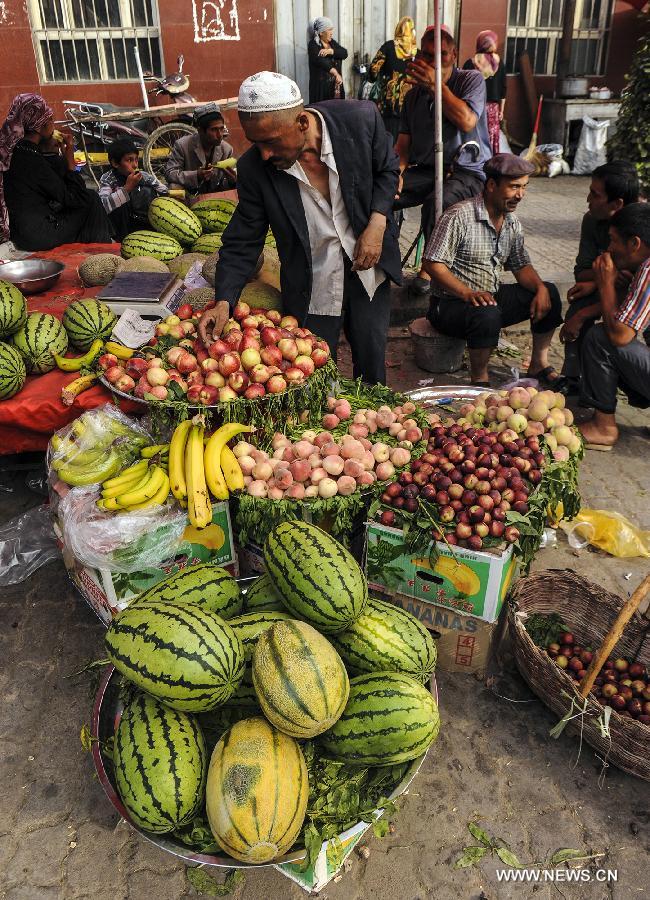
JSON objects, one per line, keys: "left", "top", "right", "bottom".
{"left": 405, "top": 384, "right": 487, "bottom": 407}
{"left": 91, "top": 664, "right": 437, "bottom": 869}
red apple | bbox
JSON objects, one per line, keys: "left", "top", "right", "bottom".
{"left": 294, "top": 354, "right": 315, "bottom": 377}
{"left": 285, "top": 366, "right": 306, "bottom": 384}
{"left": 295, "top": 337, "right": 314, "bottom": 356}
{"left": 280, "top": 315, "right": 299, "bottom": 329}
{"left": 186, "top": 370, "right": 204, "bottom": 386}
{"left": 201, "top": 358, "right": 219, "bottom": 373}
{"left": 218, "top": 386, "right": 239, "bottom": 403}
{"left": 208, "top": 339, "right": 230, "bottom": 360}
{"left": 186, "top": 384, "right": 203, "bottom": 403}
{"left": 104, "top": 365, "right": 125, "bottom": 384}
{"left": 204, "top": 371, "right": 226, "bottom": 389}
{"left": 198, "top": 384, "right": 219, "bottom": 405}
{"left": 240, "top": 348, "right": 262, "bottom": 371}
{"left": 225, "top": 331, "right": 243, "bottom": 352}
{"left": 267, "top": 310, "right": 282, "bottom": 325}
{"left": 228, "top": 370, "right": 250, "bottom": 393}
{"left": 218, "top": 352, "right": 241, "bottom": 377}
{"left": 114, "top": 374, "right": 135, "bottom": 393}
{"left": 97, "top": 353, "right": 118, "bottom": 371}
{"left": 267, "top": 374, "right": 287, "bottom": 394}
{"left": 278, "top": 338, "right": 298, "bottom": 361}
{"left": 176, "top": 302, "right": 193, "bottom": 320}
{"left": 241, "top": 315, "right": 259, "bottom": 329}
{"left": 250, "top": 363, "right": 271, "bottom": 383}
{"left": 240, "top": 334, "right": 261, "bottom": 352}
{"left": 260, "top": 345, "right": 283, "bottom": 367}
{"left": 244, "top": 383, "right": 266, "bottom": 399}
{"left": 233, "top": 301, "right": 250, "bottom": 321}
{"left": 175, "top": 351, "right": 198, "bottom": 375}
{"left": 260, "top": 326, "right": 283, "bottom": 346}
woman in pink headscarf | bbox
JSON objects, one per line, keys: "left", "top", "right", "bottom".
{"left": 463, "top": 31, "right": 506, "bottom": 155}
{"left": 0, "top": 92, "right": 111, "bottom": 249}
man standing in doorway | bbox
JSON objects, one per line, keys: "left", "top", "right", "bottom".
{"left": 198, "top": 72, "right": 401, "bottom": 384}
{"left": 394, "top": 24, "right": 492, "bottom": 295}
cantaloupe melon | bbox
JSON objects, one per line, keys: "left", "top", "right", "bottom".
{"left": 240, "top": 280, "right": 281, "bottom": 312}
{"left": 120, "top": 256, "right": 171, "bottom": 274}
{"left": 78, "top": 254, "right": 123, "bottom": 286}
{"left": 168, "top": 253, "right": 208, "bottom": 278}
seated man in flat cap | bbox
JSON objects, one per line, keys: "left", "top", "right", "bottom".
{"left": 422, "top": 153, "right": 564, "bottom": 386}
{"left": 198, "top": 71, "right": 401, "bottom": 385}
{"left": 165, "top": 103, "right": 236, "bottom": 196}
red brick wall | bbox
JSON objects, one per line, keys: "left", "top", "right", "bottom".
{"left": 0, "top": 0, "right": 276, "bottom": 154}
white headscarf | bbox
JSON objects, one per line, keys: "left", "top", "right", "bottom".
{"left": 313, "top": 16, "right": 334, "bottom": 45}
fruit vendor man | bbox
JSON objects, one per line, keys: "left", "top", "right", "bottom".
{"left": 197, "top": 71, "right": 401, "bottom": 385}
{"left": 421, "top": 153, "right": 563, "bottom": 387}
{"left": 578, "top": 203, "right": 650, "bottom": 450}
{"left": 165, "top": 103, "right": 237, "bottom": 196}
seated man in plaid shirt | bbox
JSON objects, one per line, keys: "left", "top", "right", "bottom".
{"left": 422, "top": 153, "right": 563, "bottom": 386}
{"left": 579, "top": 203, "right": 650, "bottom": 450}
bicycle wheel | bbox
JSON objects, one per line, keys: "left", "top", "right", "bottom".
{"left": 143, "top": 123, "right": 196, "bottom": 183}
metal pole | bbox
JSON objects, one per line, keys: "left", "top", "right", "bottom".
{"left": 556, "top": 0, "right": 577, "bottom": 84}
{"left": 433, "top": 0, "right": 443, "bottom": 226}
{"left": 134, "top": 44, "right": 150, "bottom": 110}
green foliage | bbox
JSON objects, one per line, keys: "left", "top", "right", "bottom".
{"left": 185, "top": 868, "right": 244, "bottom": 896}
{"left": 607, "top": 12, "right": 650, "bottom": 190}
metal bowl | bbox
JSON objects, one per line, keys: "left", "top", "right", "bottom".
{"left": 0, "top": 258, "right": 65, "bottom": 294}
{"left": 91, "top": 664, "right": 436, "bottom": 869}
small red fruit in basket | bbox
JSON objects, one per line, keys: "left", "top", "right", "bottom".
{"left": 379, "top": 510, "right": 395, "bottom": 527}
{"left": 568, "top": 657, "right": 582, "bottom": 672}
{"left": 580, "top": 650, "right": 593, "bottom": 666}
{"left": 233, "top": 301, "right": 251, "bottom": 321}
{"left": 628, "top": 662, "right": 646, "bottom": 679}
{"left": 218, "top": 353, "right": 241, "bottom": 377}
{"left": 244, "top": 383, "right": 266, "bottom": 400}
{"left": 627, "top": 698, "right": 643, "bottom": 718}
{"left": 228, "top": 370, "right": 249, "bottom": 393}
{"left": 614, "top": 658, "right": 629, "bottom": 672}
{"left": 198, "top": 385, "right": 219, "bottom": 405}
{"left": 560, "top": 632, "right": 574, "bottom": 646}
{"left": 115, "top": 374, "right": 135, "bottom": 393}
{"left": 260, "top": 326, "right": 282, "bottom": 346}
{"left": 260, "top": 345, "right": 283, "bottom": 367}
{"left": 311, "top": 347, "right": 330, "bottom": 368}
{"left": 504, "top": 525, "right": 520, "bottom": 544}
{"left": 176, "top": 351, "right": 199, "bottom": 374}
{"left": 208, "top": 339, "right": 230, "bottom": 360}
{"left": 610, "top": 694, "right": 627, "bottom": 711}
{"left": 285, "top": 366, "right": 306, "bottom": 385}
{"left": 267, "top": 374, "right": 288, "bottom": 394}
{"left": 98, "top": 352, "right": 118, "bottom": 371}
{"left": 601, "top": 682, "right": 618, "bottom": 698}
{"left": 177, "top": 303, "right": 193, "bottom": 320}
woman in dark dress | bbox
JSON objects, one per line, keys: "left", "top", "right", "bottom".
{"left": 463, "top": 31, "right": 506, "bottom": 156}
{"left": 308, "top": 17, "right": 348, "bottom": 103}
{"left": 367, "top": 17, "right": 417, "bottom": 142}
{"left": 0, "top": 93, "right": 112, "bottom": 251}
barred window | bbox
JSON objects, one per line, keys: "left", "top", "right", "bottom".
{"left": 506, "top": 0, "right": 614, "bottom": 75}
{"left": 27, "top": 0, "right": 163, "bottom": 83}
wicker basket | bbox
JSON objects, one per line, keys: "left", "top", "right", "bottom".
{"left": 508, "top": 569, "right": 650, "bottom": 780}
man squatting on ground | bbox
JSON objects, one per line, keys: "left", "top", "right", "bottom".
{"left": 421, "top": 153, "right": 563, "bottom": 386}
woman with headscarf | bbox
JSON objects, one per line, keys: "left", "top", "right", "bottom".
{"left": 308, "top": 17, "right": 348, "bottom": 103}
{"left": 463, "top": 31, "right": 506, "bottom": 155}
{"left": 367, "top": 17, "right": 417, "bottom": 142}
{"left": 0, "top": 93, "right": 112, "bottom": 250}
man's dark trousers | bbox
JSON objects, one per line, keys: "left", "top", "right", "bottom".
{"left": 305, "top": 267, "right": 391, "bottom": 385}
{"left": 580, "top": 323, "right": 650, "bottom": 413}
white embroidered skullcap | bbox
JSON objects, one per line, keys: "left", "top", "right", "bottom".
{"left": 238, "top": 71, "right": 303, "bottom": 114}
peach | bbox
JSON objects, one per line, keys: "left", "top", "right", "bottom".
{"left": 322, "top": 413, "right": 340, "bottom": 430}
{"left": 293, "top": 440, "right": 315, "bottom": 460}
{"left": 247, "top": 480, "right": 268, "bottom": 497}
{"left": 343, "top": 459, "right": 365, "bottom": 479}
{"left": 390, "top": 447, "right": 411, "bottom": 467}
{"left": 146, "top": 383, "right": 167, "bottom": 400}
{"left": 285, "top": 483, "right": 306, "bottom": 500}
{"left": 349, "top": 423, "right": 369, "bottom": 439}
{"left": 274, "top": 468, "right": 294, "bottom": 490}
{"left": 334, "top": 399, "right": 352, "bottom": 420}
{"left": 267, "top": 486, "right": 285, "bottom": 500}
{"left": 290, "top": 459, "right": 312, "bottom": 482}
{"left": 318, "top": 477, "right": 339, "bottom": 498}
{"left": 361, "top": 450, "right": 376, "bottom": 471}
{"left": 322, "top": 455, "right": 345, "bottom": 477}
{"left": 304, "top": 484, "right": 320, "bottom": 498}
{"left": 336, "top": 475, "right": 357, "bottom": 495}
{"left": 357, "top": 471, "right": 376, "bottom": 486}
{"left": 314, "top": 431, "right": 333, "bottom": 448}
{"left": 310, "top": 467, "right": 328, "bottom": 485}
{"left": 371, "top": 442, "right": 390, "bottom": 463}
{"left": 375, "top": 461, "right": 395, "bottom": 481}
{"left": 237, "top": 455, "right": 256, "bottom": 477}
{"left": 252, "top": 461, "right": 273, "bottom": 481}
{"left": 308, "top": 452, "right": 321, "bottom": 469}
{"left": 340, "top": 440, "right": 365, "bottom": 461}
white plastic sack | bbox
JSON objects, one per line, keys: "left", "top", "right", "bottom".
{"left": 537, "top": 143, "right": 564, "bottom": 160}
{"left": 572, "top": 116, "right": 610, "bottom": 175}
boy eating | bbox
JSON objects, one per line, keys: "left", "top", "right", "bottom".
{"left": 98, "top": 139, "right": 168, "bottom": 239}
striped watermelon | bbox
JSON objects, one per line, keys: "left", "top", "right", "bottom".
{"left": 105, "top": 600, "right": 245, "bottom": 712}
{"left": 319, "top": 672, "right": 440, "bottom": 766}
{"left": 192, "top": 199, "right": 235, "bottom": 234}
{"left": 223, "top": 666, "right": 259, "bottom": 708}
{"left": 205, "top": 716, "right": 308, "bottom": 863}
{"left": 228, "top": 611, "right": 293, "bottom": 661}
{"left": 62, "top": 298, "right": 117, "bottom": 351}
{"left": 331, "top": 599, "right": 437, "bottom": 683}
{"left": 264, "top": 522, "right": 368, "bottom": 633}
{"left": 121, "top": 230, "right": 183, "bottom": 261}
{"left": 135, "top": 564, "right": 243, "bottom": 619}
{"left": 252, "top": 619, "right": 349, "bottom": 738}
{"left": 149, "top": 197, "right": 202, "bottom": 246}
{"left": 242, "top": 573, "right": 285, "bottom": 613}
{"left": 0, "top": 342, "right": 26, "bottom": 399}
{"left": 114, "top": 691, "right": 206, "bottom": 833}
{"left": 10, "top": 313, "right": 68, "bottom": 374}
{"left": 191, "top": 233, "right": 223, "bottom": 255}
{"left": 0, "top": 281, "right": 27, "bottom": 338}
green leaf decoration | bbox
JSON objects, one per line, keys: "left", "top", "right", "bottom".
{"left": 453, "top": 846, "right": 487, "bottom": 868}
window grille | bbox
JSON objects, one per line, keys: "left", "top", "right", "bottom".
{"left": 505, "top": 0, "right": 613, "bottom": 75}
{"left": 27, "top": 0, "right": 163, "bottom": 83}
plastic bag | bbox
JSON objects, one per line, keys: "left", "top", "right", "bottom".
{"left": 48, "top": 405, "right": 152, "bottom": 496}
{"left": 560, "top": 509, "right": 650, "bottom": 558}
{"left": 572, "top": 117, "right": 610, "bottom": 175}
{"left": 0, "top": 505, "right": 60, "bottom": 586}
{"left": 58, "top": 487, "right": 188, "bottom": 573}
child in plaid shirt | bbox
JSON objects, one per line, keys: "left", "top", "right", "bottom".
{"left": 98, "top": 139, "right": 167, "bottom": 240}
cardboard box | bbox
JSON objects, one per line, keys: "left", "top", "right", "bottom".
{"left": 57, "top": 502, "right": 237, "bottom": 626}
{"left": 374, "top": 589, "right": 498, "bottom": 676}
{"left": 365, "top": 521, "right": 517, "bottom": 624}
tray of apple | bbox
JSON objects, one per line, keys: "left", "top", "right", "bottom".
{"left": 98, "top": 302, "right": 335, "bottom": 410}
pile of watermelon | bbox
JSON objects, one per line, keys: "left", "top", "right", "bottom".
{"left": 102, "top": 521, "right": 440, "bottom": 865}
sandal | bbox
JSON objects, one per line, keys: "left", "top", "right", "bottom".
{"left": 584, "top": 442, "right": 614, "bottom": 452}
{"left": 527, "top": 366, "right": 569, "bottom": 393}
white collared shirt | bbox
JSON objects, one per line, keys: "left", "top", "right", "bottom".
{"left": 285, "top": 110, "right": 385, "bottom": 317}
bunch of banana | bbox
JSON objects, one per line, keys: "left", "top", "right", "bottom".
{"left": 54, "top": 339, "right": 104, "bottom": 373}
{"left": 97, "top": 458, "right": 170, "bottom": 511}
{"left": 104, "top": 341, "right": 134, "bottom": 361}
{"left": 204, "top": 422, "right": 253, "bottom": 500}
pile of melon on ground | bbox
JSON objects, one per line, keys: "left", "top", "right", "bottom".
{"left": 78, "top": 195, "right": 282, "bottom": 314}
{"left": 101, "top": 521, "right": 440, "bottom": 865}
{"left": 0, "top": 280, "right": 117, "bottom": 401}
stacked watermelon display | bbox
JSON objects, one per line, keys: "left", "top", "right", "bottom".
{"left": 101, "top": 525, "right": 440, "bottom": 865}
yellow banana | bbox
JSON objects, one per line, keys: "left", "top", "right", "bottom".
{"left": 220, "top": 444, "right": 245, "bottom": 492}
{"left": 99, "top": 496, "right": 122, "bottom": 511}
{"left": 71, "top": 418, "right": 88, "bottom": 439}
{"left": 187, "top": 424, "right": 212, "bottom": 528}
{"left": 58, "top": 451, "right": 121, "bottom": 486}
{"left": 104, "top": 341, "right": 134, "bottom": 360}
{"left": 102, "top": 471, "right": 150, "bottom": 499}
{"left": 61, "top": 373, "right": 98, "bottom": 406}
{"left": 116, "top": 465, "right": 167, "bottom": 507}
{"left": 55, "top": 339, "right": 104, "bottom": 373}
{"left": 52, "top": 444, "right": 106, "bottom": 471}
{"left": 141, "top": 444, "right": 169, "bottom": 458}
{"left": 204, "top": 423, "right": 252, "bottom": 500}
{"left": 128, "top": 472, "right": 171, "bottom": 509}
{"left": 169, "top": 419, "right": 193, "bottom": 500}
{"left": 102, "top": 458, "right": 148, "bottom": 489}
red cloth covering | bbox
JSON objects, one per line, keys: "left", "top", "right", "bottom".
{"left": 0, "top": 243, "right": 141, "bottom": 455}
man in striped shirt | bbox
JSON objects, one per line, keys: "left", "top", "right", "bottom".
{"left": 579, "top": 203, "right": 650, "bottom": 449}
